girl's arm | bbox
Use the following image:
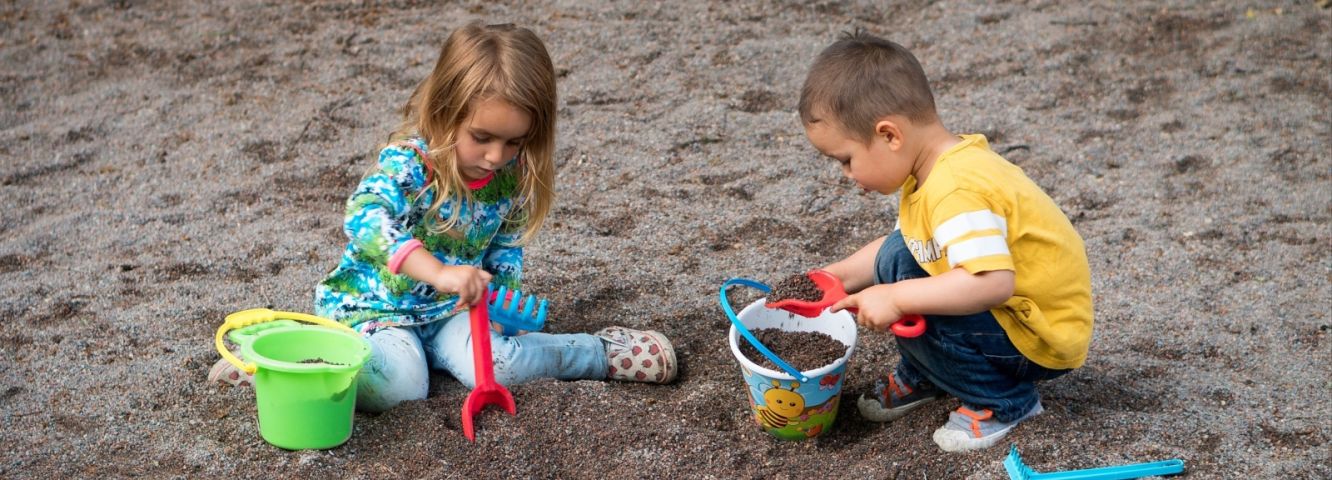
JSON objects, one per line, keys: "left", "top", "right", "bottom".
{"left": 345, "top": 144, "right": 487, "bottom": 306}
{"left": 343, "top": 148, "right": 425, "bottom": 275}
{"left": 397, "top": 248, "right": 492, "bottom": 307}
{"left": 831, "top": 267, "right": 1014, "bottom": 331}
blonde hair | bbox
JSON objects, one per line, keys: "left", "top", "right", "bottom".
{"left": 798, "top": 30, "right": 937, "bottom": 143}
{"left": 388, "top": 22, "right": 556, "bottom": 244}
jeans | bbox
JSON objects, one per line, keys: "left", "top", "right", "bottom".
{"left": 874, "top": 230, "right": 1068, "bottom": 422}
{"left": 355, "top": 310, "right": 608, "bottom": 412}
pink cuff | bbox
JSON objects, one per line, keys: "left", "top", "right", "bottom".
{"left": 387, "top": 239, "right": 424, "bottom": 274}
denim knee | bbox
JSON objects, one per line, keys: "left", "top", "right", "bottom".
{"left": 356, "top": 327, "right": 429, "bottom": 413}
{"left": 894, "top": 317, "right": 1058, "bottom": 421}
{"left": 874, "top": 230, "right": 929, "bottom": 285}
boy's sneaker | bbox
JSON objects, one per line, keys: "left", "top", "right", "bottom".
{"left": 932, "top": 401, "right": 1044, "bottom": 452}
{"left": 596, "top": 326, "right": 677, "bottom": 384}
{"left": 857, "top": 371, "right": 944, "bottom": 422}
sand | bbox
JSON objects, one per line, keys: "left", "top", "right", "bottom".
{"left": 1, "top": 0, "right": 1328, "bottom": 478}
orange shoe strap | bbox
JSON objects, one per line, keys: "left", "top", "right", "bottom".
{"left": 957, "top": 407, "right": 993, "bottom": 438}
{"left": 886, "top": 373, "right": 913, "bottom": 400}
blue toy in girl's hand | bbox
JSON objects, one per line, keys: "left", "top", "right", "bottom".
{"left": 488, "top": 285, "right": 548, "bottom": 335}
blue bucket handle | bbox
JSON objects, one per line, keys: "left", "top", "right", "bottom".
{"left": 719, "top": 277, "right": 809, "bottom": 383}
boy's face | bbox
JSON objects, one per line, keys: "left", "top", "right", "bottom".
{"left": 804, "top": 118, "right": 912, "bottom": 195}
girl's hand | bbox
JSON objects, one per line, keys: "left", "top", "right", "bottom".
{"left": 433, "top": 265, "right": 493, "bottom": 307}
{"left": 830, "top": 284, "right": 906, "bottom": 332}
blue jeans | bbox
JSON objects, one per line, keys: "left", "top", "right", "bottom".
{"left": 355, "top": 311, "right": 608, "bottom": 412}
{"left": 874, "top": 230, "right": 1067, "bottom": 422}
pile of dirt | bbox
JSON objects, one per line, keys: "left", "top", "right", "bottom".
{"left": 738, "top": 327, "right": 848, "bottom": 372}
{"left": 766, "top": 273, "right": 824, "bottom": 303}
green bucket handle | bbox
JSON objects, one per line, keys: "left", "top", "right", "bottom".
{"left": 214, "top": 308, "right": 358, "bottom": 375}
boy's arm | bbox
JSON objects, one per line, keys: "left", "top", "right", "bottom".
{"left": 831, "top": 267, "right": 1014, "bottom": 331}
{"left": 821, "top": 235, "right": 887, "bottom": 293}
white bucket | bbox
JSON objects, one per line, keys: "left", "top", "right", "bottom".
{"left": 727, "top": 298, "right": 857, "bottom": 440}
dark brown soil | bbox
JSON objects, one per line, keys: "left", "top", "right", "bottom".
{"left": 738, "top": 328, "right": 848, "bottom": 372}
{"left": 766, "top": 273, "right": 824, "bottom": 303}
{"left": 2, "top": 2, "right": 1327, "bottom": 479}
{"left": 298, "top": 358, "right": 345, "bottom": 366}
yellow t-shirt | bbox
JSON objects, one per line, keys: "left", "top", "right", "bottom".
{"left": 898, "top": 134, "right": 1093, "bottom": 369}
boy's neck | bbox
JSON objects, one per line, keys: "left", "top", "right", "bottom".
{"left": 908, "top": 121, "right": 960, "bottom": 186}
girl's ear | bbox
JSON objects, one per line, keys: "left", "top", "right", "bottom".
{"left": 874, "top": 118, "right": 904, "bottom": 151}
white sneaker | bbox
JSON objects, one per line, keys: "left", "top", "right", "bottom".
{"left": 932, "top": 401, "right": 1044, "bottom": 452}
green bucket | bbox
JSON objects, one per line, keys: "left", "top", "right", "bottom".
{"left": 216, "top": 309, "right": 372, "bottom": 450}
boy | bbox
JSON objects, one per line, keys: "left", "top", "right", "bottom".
{"left": 798, "top": 31, "right": 1093, "bottom": 452}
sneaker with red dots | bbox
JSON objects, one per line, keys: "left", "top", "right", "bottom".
{"left": 595, "top": 326, "right": 677, "bottom": 384}
{"left": 208, "top": 354, "right": 254, "bottom": 387}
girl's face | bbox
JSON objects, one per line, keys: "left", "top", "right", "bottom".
{"left": 455, "top": 97, "right": 531, "bottom": 182}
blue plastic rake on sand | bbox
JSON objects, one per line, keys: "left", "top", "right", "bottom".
{"left": 488, "top": 285, "right": 548, "bottom": 335}
{"left": 1004, "top": 445, "right": 1185, "bottom": 480}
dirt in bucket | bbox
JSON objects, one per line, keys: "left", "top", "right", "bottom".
{"left": 739, "top": 328, "right": 846, "bottom": 372}
{"left": 299, "top": 358, "right": 346, "bottom": 366}
{"left": 766, "top": 274, "right": 823, "bottom": 303}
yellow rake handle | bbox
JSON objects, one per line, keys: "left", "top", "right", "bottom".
{"left": 214, "top": 308, "right": 356, "bottom": 374}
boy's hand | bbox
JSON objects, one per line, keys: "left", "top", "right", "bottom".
{"left": 434, "top": 265, "right": 494, "bottom": 307}
{"left": 830, "top": 284, "right": 906, "bottom": 332}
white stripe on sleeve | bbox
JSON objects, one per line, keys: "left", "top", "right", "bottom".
{"left": 946, "top": 235, "right": 1010, "bottom": 268}
{"left": 934, "top": 210, "right": 1008, "bottom": 247}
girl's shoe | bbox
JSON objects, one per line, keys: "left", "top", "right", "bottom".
{"left": 857, "top": 370, "right": 944, "bottom": 422}
{"left": 932, "top": 401, "right": 1044, "bottom": 452}
{"left": 208, "top": 355, "right": 254, "bottom": 387}
{"left": 595, "top": 326, "right": 677, "bottom": 384}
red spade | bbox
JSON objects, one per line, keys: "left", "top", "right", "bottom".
{"left": 765, "top": 269, "right": 926, "bottom": 338}
{"left": 460, "top": 293, "right": 516, "bottom": 441}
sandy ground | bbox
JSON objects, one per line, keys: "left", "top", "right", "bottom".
{"left": 1, "top": 1, "right": 1328, "bottom": 478}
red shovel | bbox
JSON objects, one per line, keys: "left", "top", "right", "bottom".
{"left": 460, "top": 296, "right": 515, "bottom": 441}
{"left": 765, "top": 269, "right": 927, "bottom": 338}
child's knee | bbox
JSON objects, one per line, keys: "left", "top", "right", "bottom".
{"left": 356, "top": 379, "right": 427, "bottom": 412}
{"left": 356, "top": 328, "right": 430, "bottom": 412}
{"left": 874, "top": 230, "right": 928, "bottom": 284}
{"left": 356, "top": 357, "right": 429, "bottom": 412}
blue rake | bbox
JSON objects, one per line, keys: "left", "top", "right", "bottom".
{"left": 488, "top": 285, "right": 548, "bottom": 336}
{"left": 1004, "top": 445, "right": 1185, "bottom": 480}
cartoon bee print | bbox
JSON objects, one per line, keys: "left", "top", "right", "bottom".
{"left": 752, "top": 380, "right": 806, "bottom": 429}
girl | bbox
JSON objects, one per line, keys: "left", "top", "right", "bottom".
{"left": 210, "top": 23, "right": 676, "bottom": 412}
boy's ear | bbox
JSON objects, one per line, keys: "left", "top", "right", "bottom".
{"left": 874, "top": 118, "right": 904, "bottom": 150}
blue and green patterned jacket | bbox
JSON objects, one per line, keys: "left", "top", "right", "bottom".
{"left": 314, "top": 137, "right": 524, "bottom": 335}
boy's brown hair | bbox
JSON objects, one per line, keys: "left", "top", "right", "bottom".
{"left": 798, "top": 30, "right": 937, "bottom": 142}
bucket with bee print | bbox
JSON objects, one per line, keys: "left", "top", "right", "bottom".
{"left": 721, "top": 278, "right": 858, "bottom": 440}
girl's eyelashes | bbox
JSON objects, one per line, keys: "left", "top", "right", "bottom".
{"left": 470, "top": 132, "right": 525, "bottom": 147}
